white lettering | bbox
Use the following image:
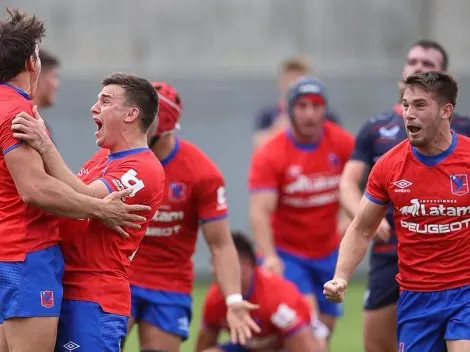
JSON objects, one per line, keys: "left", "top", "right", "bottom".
{"left": 152, "top": 210, "right": 184, "bottom": 222}
{"left": 285, "top": 175, "right": 340, "bottom": 194}
{"left": 400, "top": 218, "right": 470, "bottom": 234}
{"left": 146, "top": 225, "right": 182, "bottom": 236}
{"left": 282, "top": 190, "right": 338, "bottom": 208}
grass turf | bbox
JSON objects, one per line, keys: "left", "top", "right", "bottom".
{"left": 124, "top": 280, "right": 366, "bottom": 352}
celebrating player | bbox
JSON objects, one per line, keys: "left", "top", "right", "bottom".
{"left": 196, "top": 231, "right": 325, "bottom": 352}
{"left": 0, "top": 9, "right": 147, "bottom": 352}
{"left": 12, "top": 73, "right": 165, "bottom": 351}
{"left": 127, "top": 82, "right": 260, "bottom": 352}
{"left": 249, "top": 76, "right": 355, "bottom": 342}
{"left": 339, "top": 40, "right": 470, "bottom": 352}
{"left": 325, "top": 71, "right": 470, "bottom": 352}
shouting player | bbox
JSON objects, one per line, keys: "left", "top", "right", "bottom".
{"left": 12, "top": 73, "right": 165, "bottom": 351}
{"left": 127, "top": 82, "right": 260, "bottom": 352}
{"left": 339, "top": 40, "right": 470, "bottom": 352}
{"left": 0, "top": 9, "right": 147, "bottom": 352}
{"left": 325, "top": 71, "right": 470, "bottom": 351}
{"left": 196, "top": 231, "right": 325, "bottom": 352}
{"left": 249, "top": 76, "right": 355, "bottom": 342}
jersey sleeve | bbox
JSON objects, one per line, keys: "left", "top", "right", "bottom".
{"left": 269, "top": 285, "right": 312, "bottom": 338}
{"left": 99, "top": 159, "right": 157, "bottom": 204}
{"left": 350, "top": 120, "right": 375, "bottom": 165}
{"left": 0, "top": 104, "right": 31, "bottom": 154}
{"left": 365, "top": 155, "right": 390, "bottom": 205}
{"left": 248, "top": 147, "right": 280, "bottom": 191}
{"left": 201, "top": 284, "right": 226, "bottom": 331}
{"left": 194, "top": 169, "right": 228, "bottom": 223}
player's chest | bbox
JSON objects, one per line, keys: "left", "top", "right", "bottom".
{"left": 77, "top": 158, "right": 108, "bottom": 184}
{"left": 280, "top": 151, "right": 342, "bottom": 196}
{"left": 150, "top": 176, "right": 195, "bottom": 222}
{"left": 388, "top": 165, "right": 470, "bottom": 220}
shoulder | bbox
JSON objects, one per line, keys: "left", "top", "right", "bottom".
{"left": 324, "top": 120, "right": 354, "bottom": 140}
{"left": 252, "top": 131, "right": 288, "bottom": 160}
{"left": 179, "top": 139, "right": 224, "bottom": 181}
{"left": 258, "top": 269, "right": 303, "bottom": 305}
{"left": 204, "top": 283, "right": 225, "bottom": 309}
{"left": 0, "top": 99, "right": 33, "bottom": 122}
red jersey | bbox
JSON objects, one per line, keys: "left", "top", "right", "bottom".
{"left": 60, "top": 147, "right": 164, "bottom": 315}
{"left": 0, "top": 84, "right": 59, "bottom": 261}
{"left": 249, "top": 122, "right": 354, "bottom": 258}
{"left": 366, "top": 132, "right": 470, "bottom": 291}
{"left": 128, "top": 138, "right": 228, "bottom": 294}
{"left": 202, "top": 268, "right": 312, "bottom": 351}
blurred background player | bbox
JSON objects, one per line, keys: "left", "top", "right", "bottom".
{"left": 196, "top": 230, "right": 325, "bottom": 352}
{"left": 12, "top": 72, "right": 164, "bottom": 351}
{"left": 339, "top": 39, "right": 470, "bottom": 352}
{"left": 32, "top": 49, "right": 60, "bottom": 110}
{"left": 127, "top": 81, "right": 260, "bottom": 352}
{"left": 326, "top": 71, "right": 470, "bottom": 352}
{"left": 32, "top": 48, "right": 60, "bottom": 141}
{"left": 252, "top": 55, "right": 342, "bottom": 149}
{"left": 0, "top": 9, "right": 147, "bottom": 352}
{"left": 248, "top": 76, "right": 355, "bottom": 345}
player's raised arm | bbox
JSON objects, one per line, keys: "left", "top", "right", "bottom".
{"left": 4, "top": 143, "right": 149, "bottom": 228}
{"left": 12, "top": 106, "right": 95, "bottom": 197}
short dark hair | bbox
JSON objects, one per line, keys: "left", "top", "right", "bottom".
{"left": 101, "top": 73, "right": 159, "bottom": 132}
{"left": 231, "top": 231, "right": 256, "bottom": 266}
{"left": 403, "top": 71, "right": 458, "bottom": 107}
{"left": 412, "top": 40, "right": 449, "bottom": 71}
{"left": 0, "top": 8, "right": 46, "bottom": 82}
{"left": 280, "top": 55, "right": 311, "bottom": 75}
{"left": 39, "top": 49, "right": 59, "bottom": 70}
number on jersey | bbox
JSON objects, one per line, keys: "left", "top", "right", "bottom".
{"left": 120, "top": 169, "right": 145, "bottom": 197}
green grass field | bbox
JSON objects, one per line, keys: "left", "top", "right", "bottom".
{"left": 124, "top": 280, "right": 366, "bottom": 352}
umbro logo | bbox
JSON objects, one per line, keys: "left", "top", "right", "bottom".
{"left": 393, "top": 179, "right": 412, "bottom": 193}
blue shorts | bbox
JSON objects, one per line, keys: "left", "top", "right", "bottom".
{"left": 55, "top": 300, "right": 128, "bottom": 352}
{"left": 218, "top": 341, "right": 250, "bottom": 352}
{"left": 397, "top": 284, "right": 470, "bottom": 351}
{"left": 364, "top": 254, "right": 399, "bottom": 310}
{"left": 0, "top": 245, "right": 64, "bottom": 320}
{"left": 277, "top": 248, "right": 343, "bottom": 317}
{"left": 130, "top": 285, "right": 192, "bottom": 340}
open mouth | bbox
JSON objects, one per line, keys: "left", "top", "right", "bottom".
{"left": 93, "top": 118, "right": 103, "bottom": 132}
{"left": 407, "top": 126, "right": 421, "bottom": 134}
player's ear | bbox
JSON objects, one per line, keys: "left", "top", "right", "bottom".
{"left": 124, "top": 107, "right": 140, "bottom": 123}
{"left": 441, "top": 103, "right": 454, "bottom": 121}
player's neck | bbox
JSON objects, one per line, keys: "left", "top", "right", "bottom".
{"left": 151, "top": 135, "right": 176, "bottom": 161}
{"left": 7, "top": 74, "right": 32, "bottom": 97}
{"left": 290, "top": 128, "right": 322, "bottom": 144}
{"left": 109, "top": 133, "right": 148, "bottom": 154}
{"left": 415, "top": 129, "right": 453, "bottom": 156}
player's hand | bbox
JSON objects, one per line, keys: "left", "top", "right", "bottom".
{"left": 226, "top": 301, "right": 261, "bottom": 345}
{"left": 262, "top": 254, "right": 284, "bottom": 276}
{"left": 323, "top": 278, "right": 348, "bottom": 303}
{"left": 98, "top": 188, "right": 151, "bottom": 237}
{"left": 373, "top": 218, "right": 391, "bottom": 242}
{"left": 11, "top": 105, "right": 51, "bottom": 155}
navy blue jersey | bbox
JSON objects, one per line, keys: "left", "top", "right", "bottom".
{"left": 253, "top": 103, "right": 341, "bottom": 131}
{"left": 351, "top": 106, "right": 470, "bottom": 256}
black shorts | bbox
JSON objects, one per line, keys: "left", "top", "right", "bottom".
{"left": 363, "top": 254, "right": 399, "bottom": 310}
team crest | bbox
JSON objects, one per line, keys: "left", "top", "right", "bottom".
{"left": 450, "top": 174, "right": 468, "bottom": 196}
{"left": 40, "top": 290, "right": 54, "bottom": 308}
{"left": 169, "top": 182, "right": 186, "bottom": 202}
{"left": 328, "top": 152, "right": 341, "bottom": 171}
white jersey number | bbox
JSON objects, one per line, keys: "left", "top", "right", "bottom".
{"left": 121, "top": 169, "right": 145, "bottom": 197}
